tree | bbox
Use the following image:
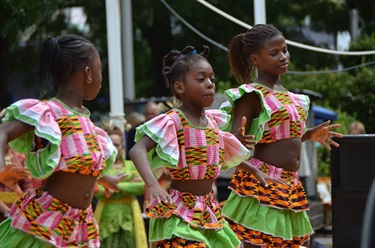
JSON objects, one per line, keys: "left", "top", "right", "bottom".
{"left": 1, "top": 0, "right": 374, "bottom": 124}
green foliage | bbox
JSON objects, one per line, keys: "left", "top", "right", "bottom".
{"left": 284, "top": 66, "right": 374, "bottom": 133}
{"left": 340, "top": 33, "right": 375, "bottom": 68}
{"left": 0, "top": 0, "right": 65, "bottom": 38}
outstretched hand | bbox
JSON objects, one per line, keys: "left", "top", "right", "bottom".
{"left": 309, "top": 120, "right": 344, "bottom": 150}
{"left": 234, "top": 117, "right": 255, "bottom": 150}
{"left": 0, "top": 165, "right": 31, "bottom": 196}
{"left": 97, "top": 172, "right": 128, "bottom": 198}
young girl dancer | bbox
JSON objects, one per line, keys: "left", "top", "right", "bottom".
{"left": 220, "top": 24, "right": 343, "bottom": 247}
{"left": 129, "top": 45, "right": 285, "bottom": 247}
{"left": 0, "top": 34, "right": 125, "bottom": 247}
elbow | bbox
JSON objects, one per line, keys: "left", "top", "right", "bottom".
{"left": 128, "top": 146, "right": 137, "bottom": 161}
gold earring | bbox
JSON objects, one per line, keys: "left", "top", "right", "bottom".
{"left": 87, "top": 76, "right": 92, "bottom": 84}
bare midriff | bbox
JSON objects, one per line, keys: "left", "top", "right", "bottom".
{"left": 170, "top": 178, "right": 215, "bottom": 196}
{"left": 44, "top": 171, "right": 97, "bottom": 209}
{"left": 254, "top": 138, "right": 302, "bottom": 171}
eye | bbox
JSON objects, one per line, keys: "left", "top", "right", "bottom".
{"left": 197, "top": 77, "right": 205, "bottom": 82}
{"left": 210, "top": 77, "right": 215, "bottom": 83}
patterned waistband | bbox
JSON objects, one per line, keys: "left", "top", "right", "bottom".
{"left": 9, "top": 187, "right": 99, "bottom": 247}
{"left": 229, "top": 159, "right": 308, "bottom": 211}
{"left": 146, "top": 187, "right": 225, "bottom": 230}
{"left": 248, "top": 157, "right": 299, "bottom": 185}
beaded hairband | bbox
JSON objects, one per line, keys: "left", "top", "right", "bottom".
{"left": 177, "top": 49, "right": 197, "bottom": 59}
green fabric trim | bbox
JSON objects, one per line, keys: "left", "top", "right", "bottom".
{"left": 135, "top": 124, "right": 178, "bottom": 169}
{"left": 5, "top": 104, "right": 60, "bottom": 179}
{"left": 222, "top": 193, "right": 314, "bottom": 239}
{"left": 0, "top": 218, "right": 54, "bottom": 247}
{"left": 98, "top": 150, "right": 117, "bottom": 179}
{"left": 149, "top": 215, "right": 240, "bottom": 248}
{"left": 222, "top": 84, "right": 272, "bottom": 143}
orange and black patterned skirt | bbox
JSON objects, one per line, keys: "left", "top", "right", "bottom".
{"left": 222, "top": 158, "right": 314, "bottom": 247}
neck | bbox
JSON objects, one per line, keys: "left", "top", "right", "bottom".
{"left": 256, "top": 73, "right": 282, "bottom": 89}
{"left": 178, "top": 105, "right": 207, "bottom": 127}
{"left": 55, "top": 92, "right": 84, "bottom": 109}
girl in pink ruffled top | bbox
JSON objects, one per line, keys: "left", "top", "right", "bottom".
{"left": 129, "top": 45, "right": 285, "bottom": 248}
{"left": 0, "top": 34, "right": 126, "bottom": 247}
{"left": 220, "top": 24, "right": 343, "bottom": 248}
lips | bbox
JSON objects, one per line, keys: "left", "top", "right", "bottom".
{"left": 204, "top": 92, "right": 215, "bottom": 98}
{"left": 280, "top": 63, "right": 289, "bottom": 70}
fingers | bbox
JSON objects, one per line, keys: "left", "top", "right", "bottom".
{"left": 11, "top": 167, "right": 31, "bottom": 179}
{"left": 104, "top": 188, "right": 111, "bottom": 198}
{"left": 330, "top": 131, "right": 344, "bottom": 138}
{"left": 259, "top": 178, "right": 268, "bottom": 188}
{"left": 148, "top": 187, "right": 173, "bottom": 204}
{"left": 321, "top": 142, "right": 331, "bottom": 150}
{"left": 328, "top": 138, "right": 340, "bottom": 148}
{"left": 11, "top": 183, "right": 23, "bottom": 196}
{"left": 117, "top": 173, "right": 128, "bottom": 180}
{"left": 240, "top": 116, "right": 247, "bottom": 136}
{"left": 243, "top": 135, "right": 256, "bottom": 150}
{"left": 327, "top": 123, "right": 341, "bottom": 130}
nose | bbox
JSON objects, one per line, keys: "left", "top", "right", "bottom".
{"left": 207, "top": 79, "right": 214, "bottom": 88}
{"left": 280, "top": 52, "right": 289, "bottom": 61}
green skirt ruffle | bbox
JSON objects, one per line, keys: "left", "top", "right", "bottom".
{"left": 0, "top": 218, "right": 53, "bottom": 248}
{"left": 222, "top": 193, "right": 314, "bottom": 240}
{"left": 149, "top": 215, "right": 240, "bottom": 248}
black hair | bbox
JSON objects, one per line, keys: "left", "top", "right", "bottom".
{"left": 227, "top": 24, "right": 282, "bottom": 85}
{"left": 162, "top": 45, "right": 210, "bottom": 98}
{"left": 36, "top": 34, "right": 96, "bottom": 99}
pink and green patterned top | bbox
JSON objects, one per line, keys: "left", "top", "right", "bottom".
{"left": 136, "top": 108, "right": 250, "bottom": 230}
{"left": 2, "top": 98, "right": 117, "bottom": 247}
{"left": 220, "top": 83, "right": 310, "bottom": 143}
{"left": 135, "top": 108, "right": 250, "bottom": 180}
{"left": 4, "top": 98, "right": 116, "bottom": 179}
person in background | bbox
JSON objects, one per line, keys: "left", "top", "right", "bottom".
{"left": 125, "top": 112, "right": 146, "bottom": 160}
{"left": 220, "top": 24, "right": 343, "bottom": 248}
{"left": 94, "top": 127, "right": 147, "bottom": 248}
{"left": 129, "top": 45, "right": 285, "bottom": 247}
{"left": 144, "top": 101, "right": 161, "bottom": 121}
{"left": 0, "top": 34, "right": 125, "bottom": 247}
{"left": 348, "top": 121, "right": 366, "bottom": 134}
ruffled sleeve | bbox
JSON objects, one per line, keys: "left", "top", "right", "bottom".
{"left": 3, "top": 99, "right": 61, "bottom": 179}
{"left": 206, "top": 109, "right": 250, "bottom": 171}
{"left": 221, "top": 130, "right": 251, "bottom": 171}
{"left": 220, "top": 83, "right": 272, "bottom": 143}
{"left": 135, "top": 113, "right": 179, "bottom": 171}
{"left": 93, "top": 126, "right": 117, "bottom": 178}
{"left": 205, "top": 109, "right": 231, "bottom": 131}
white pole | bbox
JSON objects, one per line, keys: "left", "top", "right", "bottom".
{"left": 105, "top": 0, "right": 125, "bottom": 130}
{"left": 121, "top": 0, "right": 135, "bottom": 100}
{"left": 253, "top": 0, "right": 266, "bottom": 24}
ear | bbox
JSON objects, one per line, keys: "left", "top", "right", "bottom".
{"left": 85, "top": 66, "right": 92, "bottom": 83}
{"left": 174, "top": 81, "right": 185, "bottom": 95}
{"left": 250, "top": 54, "right": 258, "bottom": 65}
{"left": 85, "top": 66, "right": 91, "bottom": 77}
